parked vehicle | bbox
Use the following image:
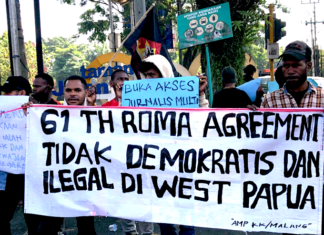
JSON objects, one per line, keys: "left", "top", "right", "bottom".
{"left": 259, "top": 76, "right": 324, "bottom": 94}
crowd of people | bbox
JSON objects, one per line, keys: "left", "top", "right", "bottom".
{"left": 0, "top": 40, "right": 322, "bottom": 235}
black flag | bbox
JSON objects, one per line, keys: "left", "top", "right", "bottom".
{"left": 124, "top": 8, "right": 177, "bottom": 79}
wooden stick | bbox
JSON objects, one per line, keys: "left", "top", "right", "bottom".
{"left": 95, "top": 2, "right": 156, "bottom": 85}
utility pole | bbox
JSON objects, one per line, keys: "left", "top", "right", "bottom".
{"left": 130, "top": 0, "right": 135, "bottom": 30}
{"left": 8, "top": 0, "right": 20, "bottom": 76}
{"left": 134, "top": 0, "right": 146, "bottom": 24}
{"left": 269, "top": 4, "right": 274, "bottom": 82}
{"left": 313, "top": 2, "right": 317, "bottom": 51}
{"left": 16, "top": 0, "right": 29, "bottom": 79}
{"left": 305, "top": 16, "right": 324, "bottom": 76}
{"left": 302, "top": 0, "right": 320, "bottom": 76}
{"left": 34, "top": 0, "right": 44, "bottom": 74}
{"left": 307, "top": 18, "right": 316, "bottom": 76}
{"left": 109, "top": 0, "right": 116, "bottom": 53}
{"left": 5, "top": 0, "right": 14, "bottom": 76}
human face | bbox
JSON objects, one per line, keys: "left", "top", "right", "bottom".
{"left": 143, "top": 68, "right": 161, "bottom": 79}
{"left": 32, "top": 77, "right": 50, "bottom": 100}
{"left": 282, "top": 57, "right": 311, "bottom": 91}
{"left": 110, "top": 71, "right": 129, "bottom": 99}
{"left": 64, "top": 80, "right": 86, "bottom": 105}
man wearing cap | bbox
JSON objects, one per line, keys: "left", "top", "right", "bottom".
{"left": 212, "top": 66, "right": 252, "bottom": 108}
{"left": 0, "top": 76, "right": 35, "bottom": 235}
{"left": 261, "top": 41, "right": 323, "bottom": 109}
{"left": 0, "top": 76, "right": 32, "bottom": 96}
{"left": 261, "top": 41, "right": 324, "bottom": 235}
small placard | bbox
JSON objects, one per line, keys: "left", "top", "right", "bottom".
{"left": 122, "top": 76, "right": 199, "bottom": 108}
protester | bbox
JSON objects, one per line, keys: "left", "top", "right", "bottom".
{"left": 43, "top": 75, "right": 96, "bottom": 235}
{"left": 61, "top": 75, "right": 97, "bottom": 235}
{"left": 0, "top": 76, "right": 35, "bottom": 235}
{"left": 31, "top": 73, "right": 60, "bottom": 104}
{"left": 274, "top": 66, "right": 285, "bottom": 88}
{"left": 22, "top": 75, "right": 96, "bottom": 235}
{"left": 261, "top": 40, "right": 324, "bottom": 235}
{"left": 138, "top": 53, "right": 209, "bottom": 235}
{"left": 102, "top": 69, "right": 128, "bottom": 107}
{"left": 63, "top": 75, "right": 96, "bottom": 106}
{"left": 243, "top": 64, "right": 256, "bottom": 83}
{"left": 242, "top": 64, "right": 264, "bottom": 107}
{"left": 0, "top": 76, "right": 31, "bottom": 96}
{"left": 261, "top": 41, "right": 321, "bottom": 108}
{"left": 98, "top": 69, "right": 154, "bottom": 235}
{"left": 22, "top": 74, "right": 63, "bottom": 234}
{"left": 212, "top": 66, "right": 252, "bottom": 108}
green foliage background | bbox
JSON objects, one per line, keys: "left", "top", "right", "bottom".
{"left": 58, "top": 0, "right": 280, "bottom": 94}
{"left": 196, "top": 0, "right": 269, "bottom": 93}
{"left": 0, "top": 31, "right": 108, "bottom": 88}
{"left": 0, "top": 31, "right": 39, "bottom": 85}
{"left": 1, "top": 0, "right": 290, "bottom": 96}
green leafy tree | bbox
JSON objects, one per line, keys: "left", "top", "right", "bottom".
{"left": 59, "top": 0, "right": 124, "bottom": 43}
{"left": 245, "top": 25, "right": 267, "bottom": 73}
{"left": 83, "top": 42, "right": 109, "bottom": 62}
{"left": 59, "top": 0, "right": 200, "bottom": 68}
{"left": 43, "top": 37, "right": 91, "bottom": 81}
{"left": 246, "top": 44, "right": 268, "bottom": 72}
{"left": 0, "top": 31, "right": 38, "bottom": 85}
{"left": 0, "top": 31, "right": 11, "bottom": 85}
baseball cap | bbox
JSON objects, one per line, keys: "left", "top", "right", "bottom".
{"left": 0, "top": 76, "right": 32, "bottom": 95}
{"left": 222, "top": 66, "right": 237, "bottom": 83}
{"left": 279, "top": 41, "right": 312, "bottom": 61}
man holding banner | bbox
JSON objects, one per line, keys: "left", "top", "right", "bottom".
{"left": 100, "top": 54, "right": 208, "bottom": 234}
{"left": 261, "top": 40, "right": 324, "bottom": 234}
{"left": 102, "top": 70, "right": 128, "bottom": 107}
{"left": 0, "top": 76, "right": 34, "bottom": 235}
{"left": 138, "top": 54, "right": 208, "bottom": 235}
{"left": 101, "top": 70, "right": 154, "bottom": 234}
{"left": 33, "top": 75, "right": 97, "bottom": 235}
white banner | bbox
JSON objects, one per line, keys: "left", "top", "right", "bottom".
{"left": 25, "top": 105, "right": 324, "bottom": 234}
{"left": 0, "top": 96, "right": 28, "bottom": 174}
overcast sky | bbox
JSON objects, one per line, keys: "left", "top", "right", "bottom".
{"left": 0, "top": 0, "right": 323, "bottom": 49}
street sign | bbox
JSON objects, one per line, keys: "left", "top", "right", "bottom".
{"left": 267, "top": 43, "right": 279, "bottom": 59}
{"left": 177, "top": 2, "right": 233, "bottom": 49}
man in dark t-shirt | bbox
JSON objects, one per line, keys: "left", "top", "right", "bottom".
{"left": 31, "top": 73, "right": 60, "bottom": 104}
{"left": 212, "top": 66, "right": 252, "bottom": 108}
